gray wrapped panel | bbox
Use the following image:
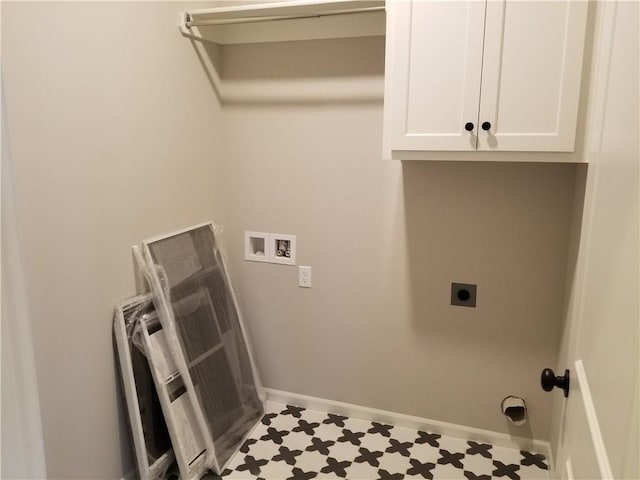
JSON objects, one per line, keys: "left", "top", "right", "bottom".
{"left": 139, "top": 305, "right": 209, "bottom": 479}
{"left": 113, "top": 295, "right": 175, "bottom": 480}
{"left": 142, "top": 223, "right": 264, "bottom": 474}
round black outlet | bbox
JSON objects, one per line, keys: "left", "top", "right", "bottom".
{"left": 457, "top": 289, "right": 471, "bottom": 302}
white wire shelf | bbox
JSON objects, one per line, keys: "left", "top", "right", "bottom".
{"left": 179, "top": 0, "right": 386, "bottom": 45}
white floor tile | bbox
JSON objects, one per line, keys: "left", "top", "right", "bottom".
{"left": 221, "top": 402, "right": 550, "bottom": 480}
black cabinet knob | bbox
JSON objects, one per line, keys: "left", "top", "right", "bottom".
{"left": 481, "top": 121, "right": 491, "bottom": 131}
{"left": 540, "top": 368, "right": 570, "bottom": 397}
{"left": 464, "top": 122, "right": 474, "bottom": 132}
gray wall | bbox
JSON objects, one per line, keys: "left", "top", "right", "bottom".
{"left": 2, "top": 2, "right": 225, "bottom": 478}
{"left": 219, "top": 38, "right": 578, "bottom": 442}
{"left": 3, "top": 5, "right": 580, "bottom": 479}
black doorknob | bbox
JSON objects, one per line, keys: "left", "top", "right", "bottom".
{"left": 481, "top": 121, "right": 491, "bottom": 131}
{"left": 540, "top": 368, "right": 570, "bottom": 397}
{"left": 465, "top": 122, "right": 474, "bottom": 132}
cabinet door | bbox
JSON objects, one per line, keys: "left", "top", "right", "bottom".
{"left": 388, "top": 0, "right": 486, "bottom": 151}
{"left": 477, "top": 0, "right": 588, "bottom": 152}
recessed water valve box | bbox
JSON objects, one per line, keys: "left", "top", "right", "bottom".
{"left": 451, "top": 283, "right": 477, "bottom": 307}
{"left": 269, "top": 233, "right": 296, "bottom": 265}
{"left": 245, "top": 231, "right": 269, "bottom": 262}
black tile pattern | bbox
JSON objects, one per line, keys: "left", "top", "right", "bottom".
{"left": 260, "top": 426, "right": 289, "bottom": 445}
{"left": 221, "top": 404, "right": 550, "bottom": 479}
{"left": 306, "top": 437, "right": 335, "bottom": 455}
{"left": 379, "top": 469, "right": 406, "bottom": 480}
{"left": 320, "top": 457, "right": 351, "bottom": 477}
{"left": 386, "top": 438, "right": 413, "bottom": 457}
{"left": 493, "top": 460, "right": 520, "bottom": 480}
{"left": 273, "top": 446, "right": 303, "bottom": 465}
{"left": 520, "top": 451, "right": 549, "bottom": 470}
{"left": 288, "top": 467, "right": 317, "bottom": 480}
{"left": 239, "top": 438, "right": 257, "bottom": 454}
{"left": 236, "top": 456, "right": 268, "bottom": 476}
{"left": 337, "top": 428, "right": 365, "bottom": 445}
{"left": 464, "top": 472, "right": 492, "bottom": 480}
{"left": 407, "top": 459, "right": 436, "bottom": 478}
{"left": 368, "top": 422, "right": 394, "bottom": 437}
{"left": 293, "top": 419, "right": 321, "bottom": 436}
{"left": 467, "top": 441, "right": 493, "bottom": 458}
{"left": 438, "top": 449, "right": 465, "bottom": 468}
{"left": 261, "top": 412, "right": 278, "bottom": 426}
{"left": 354, "top": 447, "right": 384, "bottom": 467}
{"left": 323, "top": 413, "right": 348, "bottom": 427}
{"left": 415, "top": 431, "right": 441, "bottom": 448}
{"left": 281, "top": 405, "right": 306, "bottom": 418}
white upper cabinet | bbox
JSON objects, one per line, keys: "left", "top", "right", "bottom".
{"left": 388, "top": 1, "right": 486, "bottom": 151}
{"left": 384, "top": 0, "right": 589, "bottom": 157}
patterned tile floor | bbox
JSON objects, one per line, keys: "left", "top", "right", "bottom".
{"left": 218, "top": 402, "right": 550, "bottom": 480}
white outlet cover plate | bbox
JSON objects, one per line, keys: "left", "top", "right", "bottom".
{"left": 269, "top": 233, "right": 296, "bottom": 265}
{"left": 299, "top": 266, "right": 312, "bottom": 288}
{"left": 245, "top": 231, "right": 269, "bottom": 262}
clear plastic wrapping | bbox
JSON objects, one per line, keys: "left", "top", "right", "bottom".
{"left": 141, "top": 222, "right": 264, "bottom": 475}
{"left": 113, "top": 295, "right": 175, "bottom": 480}
{"left": 138, "top": 303, "right": 209, "bottom": 479}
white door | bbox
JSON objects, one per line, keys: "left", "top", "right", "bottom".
{"left": 387, "top": 0, "right": 485, "bottom": 151}
{"left": 477, "top": 0, "right": 588, "bottom": 152}
{"left": 553, "top": 1, "right": 639, "bottom": 478}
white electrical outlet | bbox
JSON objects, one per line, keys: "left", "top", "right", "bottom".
{"left": 299, "top": 266, "right": 312, "bottom": 288}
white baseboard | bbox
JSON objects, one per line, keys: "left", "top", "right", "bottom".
{"left": 264, "top": 388, "right": 551, "bottom": 459}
